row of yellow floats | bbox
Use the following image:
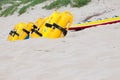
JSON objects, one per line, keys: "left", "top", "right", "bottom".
{"left": 7, "top": 11, "right": 73, "bottom": 41}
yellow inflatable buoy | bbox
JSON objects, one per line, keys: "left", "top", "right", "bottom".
{"left": 19, "top": 22, "right": 33, "bottom": 40}
{"left": 7, "top": 22, "right": 26, "bottom": 41}
{"left": 41, "top": 11, "right": 61, "bottom": 38}
{"left": 42, "top": 11, "right": 73, "bottom": 38}
{"left": 30, "top": 18, "right": 44, "bottom": 38}
{"left": 30, "top": 16, "right": 51, "bottom": 38}
{"left": 48, "top": 11, "right": 73, "bottom": 38}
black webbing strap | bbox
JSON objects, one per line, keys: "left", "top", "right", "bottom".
{"left": 9, "top": 30, "right": 19, "bottom": 36}
{"left": 9, "top": 30, "right": 14, "bottom": 36}
{"left": 31, "top": 25, "right": 38, "bottom": 33}
{"left": 33, "top": 25, "right": 37, "bottom": 29}
{"left": 53, "top": 23, "right": 67, "bottom": 36}
{"left": 22, "top": 29, "right": 30, "bottom": 35}
{"left": 31, "top": 29, "right": 42, "bottom": 37}
{"left": 14, "top": 31, "right": 19, "bottom": 36}
{"left": 45, "top": 23, "right": 53, "bottom": 28}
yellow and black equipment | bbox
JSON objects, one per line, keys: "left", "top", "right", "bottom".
{"left": 7, "top": 11, "right": 73, "bottom": 41}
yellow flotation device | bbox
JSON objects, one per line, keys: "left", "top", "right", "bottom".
{"left": 19, "top": 22, "right": 33, "bottom": 40}
{"left": 47, "top": 11, "right": 73, "bottom": 38}
{"left": 7, "top": 22, "right": 26, "bottom": 41}
{"left": 41, "top": 11, "right": 61, "bottom": 38}
{"left": 30, "top": 18, "right": 44, "bottom": 38}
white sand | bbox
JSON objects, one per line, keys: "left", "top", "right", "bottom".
{"left": 0, "top": 0, "right": 120, "bottom": 80}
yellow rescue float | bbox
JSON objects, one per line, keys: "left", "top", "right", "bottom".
{"left": 19, "top": 22, "right": 34, "bottom": 40}
{"left": 47, "top": 11, "right": 73, "bottom": 38}
{"left": 7, "top": 22, "right": 26, "bottom": 41}
{"left": 30, "top": 18, "right": 45, "bottom": 38}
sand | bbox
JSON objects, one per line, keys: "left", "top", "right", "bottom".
{"left": 0, "top": 0, "right": 120, "bottom": 80}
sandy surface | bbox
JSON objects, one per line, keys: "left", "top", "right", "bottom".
{"left": 0, "top": 0, "right": 120, "bottom": 80}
